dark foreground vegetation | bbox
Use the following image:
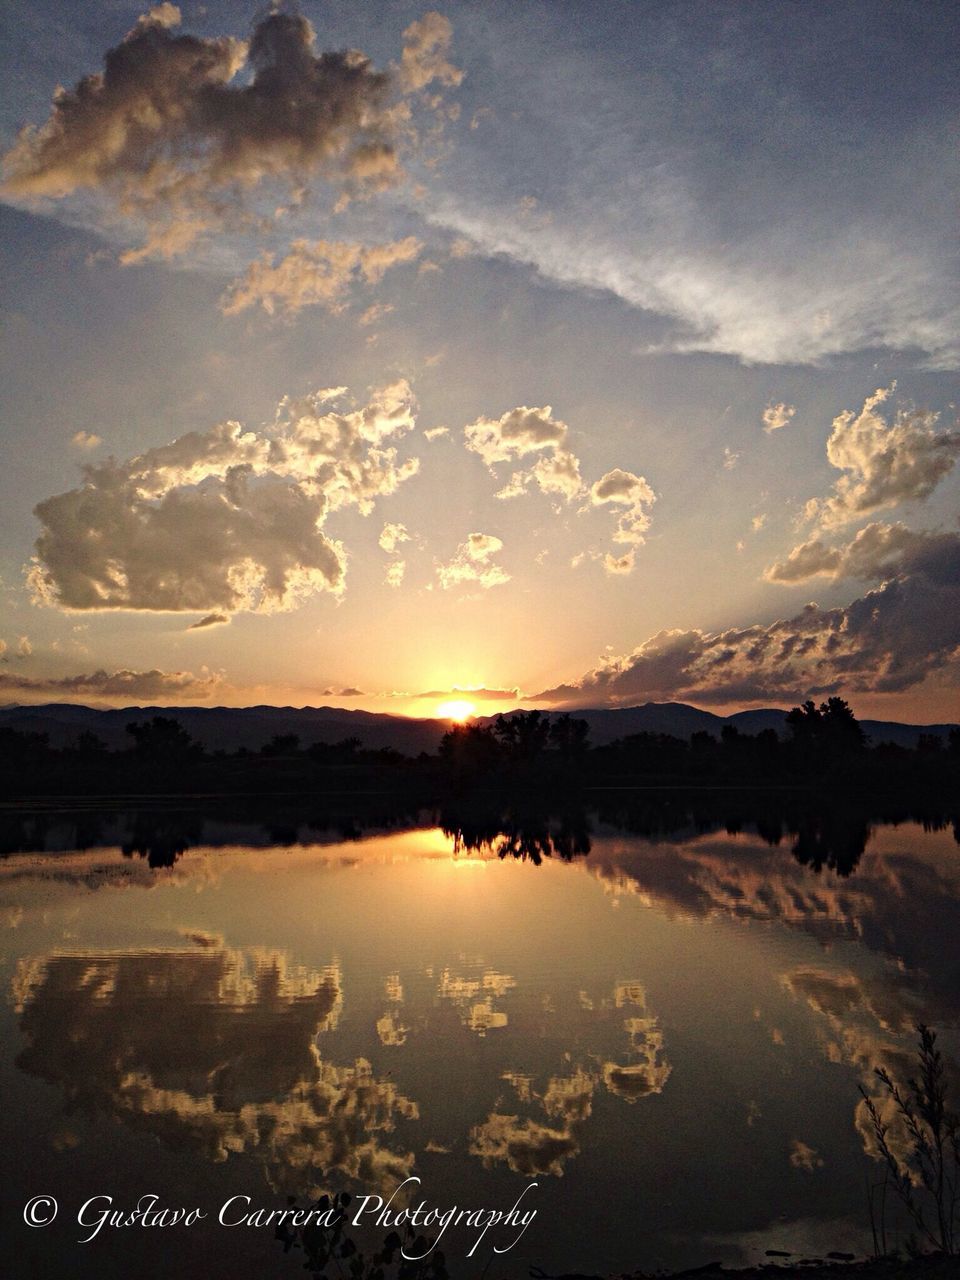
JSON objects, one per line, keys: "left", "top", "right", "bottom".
{"left": 1, "top": 697, "right": 957, "bottom": 801}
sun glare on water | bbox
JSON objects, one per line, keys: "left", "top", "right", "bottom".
{"left": 436, "top": 699, "right": 476, "bottom": 722}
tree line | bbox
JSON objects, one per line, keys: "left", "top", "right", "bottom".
{"left": 0, "top": 698, "right": 958, "bottom": 797}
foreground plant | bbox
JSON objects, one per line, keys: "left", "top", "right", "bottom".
{"left": 859, "top": 1024, "right": 960, "bottom": 1256}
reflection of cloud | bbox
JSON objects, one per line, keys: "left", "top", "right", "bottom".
{"left": 436, "top": 966, "right": 515, "bottom": 1035}
{"left": 789, "top": 1139, "right": 823, "bottom": 1172}
{"left": 469, "top": 1112, "right": 579, "bottom": 1178}
{"left": 376, "top": 1010, "right": 408, "bottom": 1046}
{"left": 13, "top": 942, "right": 419, "bottom": 1194}
{"left": 29, "top": 382, "right": 418, "bottom": 614}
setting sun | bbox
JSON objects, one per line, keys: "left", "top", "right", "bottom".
{"left": 436, "top": 699, "right": 477, "bottom": 722}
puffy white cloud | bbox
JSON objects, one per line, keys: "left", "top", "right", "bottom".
{"left": 464, "top": 405, "right": 571, "bottom": 468}
{"left": 764, "top": 521, "right": 960, "bottom": 585}
{"left": 436, "top": 533, "right": 510, "bottom": 591}
{"left": 1, "top": 8, "right": 459, "bottom": 261}
{"left": 762, "top": 402, "right": 796, "bottom": 434}
{"left": 538, "top": 536, "right": 960, "bottom": 703}
{"left": 378, "top": 522, "right": 411, "bottom": 554}
{"left": 0, "top": 667, "right": 220, "bottom": 700}
{"left": 808, "top": 386, "right": 960, "bottom": 528}
{"left": 588, "top": 468, "right": 657, "bottom": 572}
{"left": 221, "top": 237, "right": 421, "bottom": 317}
{"left": 465, "top": 407, "right": 655, "bottom": 574}
{"left": 384, "top": 559, "right": 406, "bottom": 588}
{"left": 28, "top": 382, "right": 419, "bottom": 614}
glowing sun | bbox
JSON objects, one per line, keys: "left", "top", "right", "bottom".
{"left": 436, "top": 699, "right": 476, "bottom": 722}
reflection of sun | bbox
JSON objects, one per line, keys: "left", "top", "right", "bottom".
{"left": 436, "top": 699, "right": 476, "bottom": 722}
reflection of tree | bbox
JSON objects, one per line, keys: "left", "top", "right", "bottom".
{"left": 441, "top": 800, "right": 591, "bottom": 865}
{"left": 121, "top": 810, "right": 204, "bottom": 867}
{"left": 13, "top": 943, "right": 419, "bottom": 1195}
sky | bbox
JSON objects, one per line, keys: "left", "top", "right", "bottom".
{"left": 0, "top": 0, "right": 958, "bottom": 722}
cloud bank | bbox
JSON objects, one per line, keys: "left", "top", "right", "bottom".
{"left": 0, "top": 667, "right": 219, "bottom": 700}
{"left": 538, "top": 534, "right": 960, "bottom": 704}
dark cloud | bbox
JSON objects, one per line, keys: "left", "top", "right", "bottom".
{"left": 2, "top": 6, "right": 460, "bottom": 260}
{"left": 0, "top": 667, "right": 219, "bottom": 699}
{"left": 537, "top": 537, "right": 960, "bottom": 704}
{"left": 186, "top": 612, "right": 229, "bottom": 629}
{"left": 765, "top": 522, "right": 960, "bottom": 586}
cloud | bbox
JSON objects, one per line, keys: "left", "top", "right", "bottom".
{"left": 16, "top": 636, "right": 33, "bottom": 657}
{"left": 186, "top": 612, "right": 229, "bottom": 630}
{"left": 537, "top": 541, "right": 960, "bottom": 703}
{"left": 464, "top": 406, "right": 655, "bottom": 573}
{"left": 808, "top": 386, "right": 960, "bottom": 528}
{"left": 384, "top": 559, "right": 406, "bottom": 588}
{"left": 465, "top": 405, "right": 570, "bottom": 468}
{"left": 28, "top": 382, "right": 419, "bottom": 614}
{"left": 426, "top": 192, "right": 960, "bottom": 369}
{"left": 423, "top": 426, "right": 449, "bottom": 441}
{"left": 2, "top": 7, "right": 459, "bottom": 261}
{"left": 588, "top": 469, "right": 657, "bottom": 555}
{"left": 416, "top": 686, "right": 520, "bottom": 701}
{"left": 71, "top": 430, "right": 102, "bottom": 450}
{"left": 0, "top": 667, "right": 220, "bottom": 700}
{"left": 220, "top": 237, "right": 421, "bottom": 317}
{"left": 359, "top": 302, "right": 395, "bottom": 327}
{"left": 378, "top": 522, "right": 411, "bottom": 554}
{"left": 764, "top": 522, "right": 960, "bottom": 585}
{"left": 762, "top": 402, "right": 796, "bottom": 434}
{"left": 437, "top": 532, "right": 510, "bottom": 591}
{"left": 723, "top": 447, "right": 740, "bottom": 471}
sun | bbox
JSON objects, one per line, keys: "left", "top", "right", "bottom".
{"left": 436, "top": 699, "right": 477, "bottom": 722}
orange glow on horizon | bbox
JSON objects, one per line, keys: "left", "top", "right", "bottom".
{"left": 436, "top": 699, "right": 477, "bottom": 722}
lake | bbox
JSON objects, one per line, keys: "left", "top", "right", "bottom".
{"left": 2, "top": 797, "right": 959, "bottom": 1278}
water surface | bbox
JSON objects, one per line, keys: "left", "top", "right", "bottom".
{"left": 2, "top": 802, "right": 958, "bottom": 1277}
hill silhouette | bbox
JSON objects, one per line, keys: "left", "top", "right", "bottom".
{"left": 0, "top": 700, "right": 954, "bottom": 755}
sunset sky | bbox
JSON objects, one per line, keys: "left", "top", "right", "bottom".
{"left": 0, "top": 0, "right": 958, "bottom": 721}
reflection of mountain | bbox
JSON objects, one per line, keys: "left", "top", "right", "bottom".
{"left": 13, "top": 943, "right": 419, "bottom": 1194}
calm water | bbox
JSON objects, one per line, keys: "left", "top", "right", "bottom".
{"left": 2, "top": 802, "right": 959, "bottom": 1278}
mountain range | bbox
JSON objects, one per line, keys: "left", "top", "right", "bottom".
{"left": 0, "top": 701, "right": 955, "bottom": 754}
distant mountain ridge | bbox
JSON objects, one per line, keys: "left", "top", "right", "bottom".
{"left": 0, "top": 701, "right": 955, "bottom": 753}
